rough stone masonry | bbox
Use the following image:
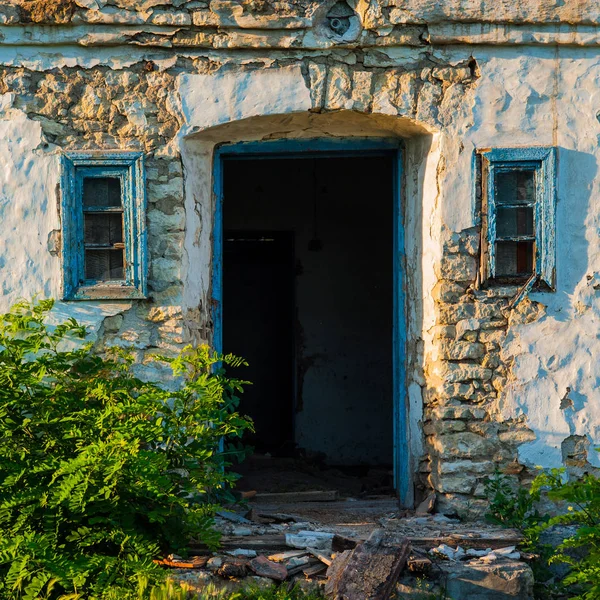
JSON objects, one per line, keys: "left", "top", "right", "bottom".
{"left": 1, "top": 0, "right": 600, "bottom": 515}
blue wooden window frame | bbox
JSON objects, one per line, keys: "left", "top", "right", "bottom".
{"left": 61, "top": 152, "right": 147, "bottom": 300}
{"left": 479, "top": 147, "right": 556, "bottom": 289}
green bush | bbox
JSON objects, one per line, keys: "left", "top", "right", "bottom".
{"left": 484, "top": 469, "right": 547, "bottom": 541}
{"left": 0, "top": 300, "right": 253, "bottom": 599}
{"left": 485, "top": 466, "right": 600, "bottom": 599}
{"left": 531, "top": 468, "right": 600, "bottom": 600}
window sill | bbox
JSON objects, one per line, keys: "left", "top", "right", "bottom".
{"left": 68, "top": 284, "right": 147, "bottom": 301}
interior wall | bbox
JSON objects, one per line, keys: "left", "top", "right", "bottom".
{"left": 223, "top": 156, "right": 394, "bottom": 465}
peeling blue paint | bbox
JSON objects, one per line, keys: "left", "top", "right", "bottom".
{"left": 61, "top": 152, "right": 147, "bottom": 301}
{"left": 480, "top": 147, "right": 556, "bottom": 290}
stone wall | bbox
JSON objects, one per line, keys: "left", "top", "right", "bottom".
{"left": 1, "top": 0, "right": 600, "bottom": 513}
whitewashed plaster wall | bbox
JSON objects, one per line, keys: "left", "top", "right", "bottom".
{"left": 0, "top": 96, "right": 133, "bottom": 336}
{"left": 430, "top": 45, "right": 600, "bottom": 471}
{"left": 1, "top": 42, "right": 600, "bottom": 479}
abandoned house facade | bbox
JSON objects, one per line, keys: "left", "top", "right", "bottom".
{"left": 1, "top": 0, "right": 599, "bottom": 514}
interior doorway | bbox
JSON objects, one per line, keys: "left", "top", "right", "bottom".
{"left": 223, "top": 231, "right": 295, "bottom": 452}
{"left": 215, "top": 140, "right": 406, "bottom": 499}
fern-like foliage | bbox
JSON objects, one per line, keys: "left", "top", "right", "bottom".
{"left": 0, "top": 300, "right": 254, "bottom": 599}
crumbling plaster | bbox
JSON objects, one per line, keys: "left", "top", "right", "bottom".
{"left": 0, "top": 0, "right": 600, "bottom": 509}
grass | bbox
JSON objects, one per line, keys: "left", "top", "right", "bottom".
{"left": 149, "top": 581, "right": 326, "bottom": 600}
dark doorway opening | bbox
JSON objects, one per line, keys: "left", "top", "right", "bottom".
{"left": 223, "top": 232, "right": 295, "bottom": 452}
{"left": 222, "top": 154, "right": 395, "bottom": 496}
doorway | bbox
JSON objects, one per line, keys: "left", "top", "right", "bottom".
{"left": 214, "top": 140, "right": 407, "bottom": 500}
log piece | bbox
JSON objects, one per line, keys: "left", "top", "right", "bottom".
{"left": 325, "top": 529, "right": 411, "bottom": 600}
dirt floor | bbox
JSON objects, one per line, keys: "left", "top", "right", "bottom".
{"left": 234, "top": 453, "right": 394, "bottom": 498}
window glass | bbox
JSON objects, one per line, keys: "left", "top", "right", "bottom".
{"left": 496, "top": 240, "right": 535, "bottom": 277}
{"left": 85, "top": 250, "right": 125, "bottom": 281}
{"left": 82, "top": 176, "right": 125, "bottom": 282}
{"left": 496, "top": 170, "right": 535, "bottom": 205}
{"left": 83, "top": 177, "right": 121, "bottom": 208}
{"left": 496, "top": 206, "right": 534, "bottom": 238}
{"left": 493, "top": 169, "right": 536, "bottom": 279}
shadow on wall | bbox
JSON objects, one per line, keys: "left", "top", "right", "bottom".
{"left": 538, "top": 148, "right": 597, "bottom": 321}
{"left": 500, "top": 148, "right": 600, "bottom": 474}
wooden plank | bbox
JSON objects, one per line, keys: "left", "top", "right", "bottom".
{"left": 253, "top": 490, "right": 339, "bottom": 503}
{"left": 190, "top": 534, "right": 289, "bottom": 554}
{"left": 307, "top": 548, "right": 332, "bottom": 566}
{"left": 409, "top": 534, "right": 523, "bottom": 550}
{"left": 154, "top": 556, "right": 208, "bottom": 569}
{"left": 303, "top": 563, "right": 328, "bottom": 577}
{"left": 286, "top": 558, "right": 319, "bottom": 577}
{"left": 268, "top": 550, "right": 309, "bottom": 562}
{"left": 325, "top": 529, "right": 410, "bottom": 600}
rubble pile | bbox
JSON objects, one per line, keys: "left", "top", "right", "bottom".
{"left": 160, "top": 498, "right": 534, "bottom": 599}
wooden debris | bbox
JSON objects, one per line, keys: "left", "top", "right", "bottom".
{"left": 407, "top": 556, "right": 432, "bottom": 574}
{"left": 286, "top": 558, "right": 319, "bottom": 576}
{"left": 248, "top": 556, "right": 288, "bottom": 581}
{"left": 241, "top": 490, "right": 257, "bottom": 500}
{"left": 332, "top": 534, "right": 358, "bottom": 552}
{"left": 325, "top": 529, "right": 411, "bottom": 600}
{"left": 191, "top": 534, "right": 288, "bottom": 553}
{"left": 415, "top": 493, "right": 436, "bottom": 516}
{"left": 303, "top": 563, "right": 328, "bottom": 577}
{"left": 253, "top": 490, "right": 338, "bottom": 503}
{"left": 307, "top": 548, "right": 332, "bottom": 566}
{"left": 268, "top": 549, "right": 308, "bottom": 562}
{"left": 409, "top": 533, "right": 523, "bottom": 550}
{"left": 155, "top": 556, "right": 208, "bottom": 569}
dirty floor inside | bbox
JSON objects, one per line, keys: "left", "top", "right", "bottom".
{"left": 235, "top": 454, "right": 395, "bottom": 498}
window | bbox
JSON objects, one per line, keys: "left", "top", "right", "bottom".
{"left": 479, "top": 147, "right": 556, "bottom": 289}
{"left": 61, "top": 153, "right": 147, "bottom": 300}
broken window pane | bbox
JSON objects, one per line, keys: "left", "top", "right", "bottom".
{"left": 495, "top": 240, "right": 534, "bottom": 277}
{"left": 84, "top": 213, "right": 124, "bottom": 247}
{"left": 85, "top": 249, "right": 125, "bottom": 281}
{"left": 496, "top": 170, "right": 535, "bottom": 205}
{"left": 496, "top": 206, "right": 534, "bottom": 238}
{"left": 83, "top": 177, "right": 121, "bottom": 208}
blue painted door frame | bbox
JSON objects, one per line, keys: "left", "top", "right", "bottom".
{"left": 212, "top": 137, "right": 410, "bottom": 505}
